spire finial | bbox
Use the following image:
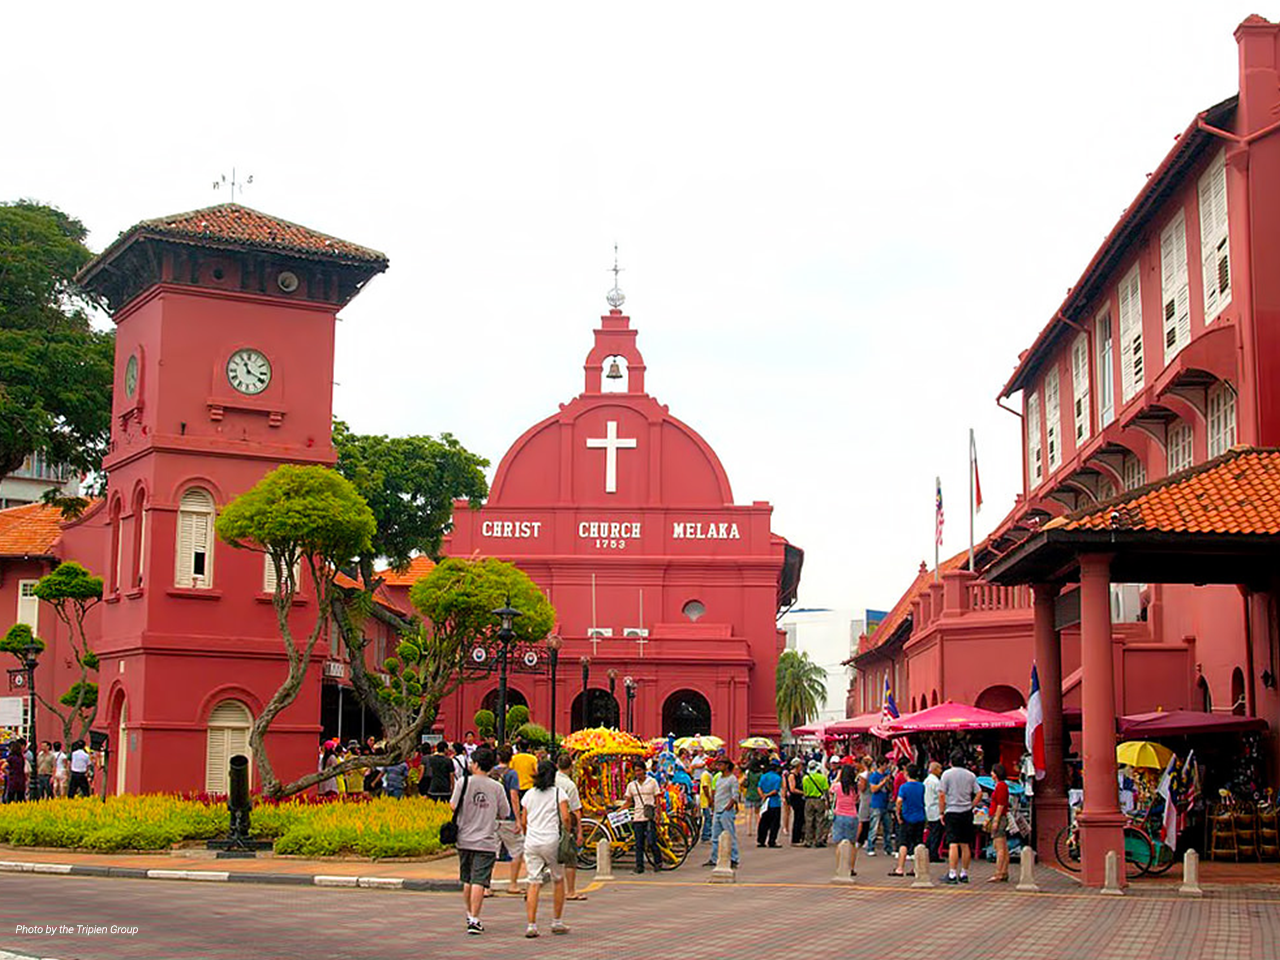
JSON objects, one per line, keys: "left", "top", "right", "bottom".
{"left": 606, "top": 242, "right": 625, "bottom": 309}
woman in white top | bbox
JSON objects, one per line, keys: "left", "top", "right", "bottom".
{"left": 519, "top": 759, "right": 571, "bottom": 938}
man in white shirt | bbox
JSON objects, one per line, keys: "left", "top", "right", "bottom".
{"left": 923, "top": 761, "right": 944, "bottom": 862}
{"left": 555, "top": 753, "right": 586, "bottom": 900}
{"left": 68, "top": 740, "right": 92, "bottom": 798}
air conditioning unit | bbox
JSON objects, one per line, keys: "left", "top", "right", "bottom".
{"left": 322, "top": 659, "right": 347, "bottom": 679}
{"left": 1110, "top": 583, "right": 1143, "bottom": 623}
{"left": 586, "top": 628, "right": 613, "bottom": 639}
{"left": 623, "top": 628, "right": 649, "bottom": 638}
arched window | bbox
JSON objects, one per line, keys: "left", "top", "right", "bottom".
{"left": 1230, "top": 668, "right": 1246, "bottom": 716}
{"left": 1207, "top": 382, "right": 1237, "bottom": 458}
{"left": 175, "top": 488, "right": 215, "bottom": 588}
{"left": 1197, "top": 676, "right": 1212, "bottom": 713}
{"left": 205, "top": 700, "right": 252, "bottom": 794}
{"left": 1166, "top": 420, "right": 1194, "bottom": 475}
{"left": 931, "top": 689, "right": 939, "bottom": 707}
{"left": 662, "top": 690, "right": 712, "bottom": 740}
{"left": 108, "top": 499, "right": 123, "bottom": 594}
{"left": 682, "top": 600, "right": 706, "bottom": 622}
{"left": 131, "top": 488, "right": 147, "bottom": 589}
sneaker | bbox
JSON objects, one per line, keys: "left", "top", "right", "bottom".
{"left": 730, "top": 861, "right": 739, "bottom": 869}
{"left": 701, "top": 860, "right": 716, "bottom": 867}
{"left": 959, "top": 873, "right": 969, "bottom": 883}
{"left": 525, "top": 924, "right": 539, "bottom": 939}
{"left": 466, "top": 919, "right": 483, "bottom": 936}
{"left": 866, "top": 849, "right": 876, "bottom": 857}
{"left": 551, "top": 920, "right": 570, "bottom": 935}
{"left": 944, "top": 873, "right": 959, "bottom": 884}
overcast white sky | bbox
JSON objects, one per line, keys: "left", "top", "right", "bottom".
{"left": 1, "top": 2, "right": 1256, "bottom": 613}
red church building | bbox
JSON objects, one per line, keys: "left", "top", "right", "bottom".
{"left": 435, "top": 305, "right": 803, "bottom": 744}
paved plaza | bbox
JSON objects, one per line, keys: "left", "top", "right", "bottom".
{"left": 0, "top": 837, "right": 1275, "bottom": 960}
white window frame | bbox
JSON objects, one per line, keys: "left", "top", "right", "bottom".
{"left": 1096, "top": 308, "right": 1115, "bottom": 427}
{"left": 262, "top": 555, "right": 302, "bottom": 595}
{"left": 1118, "top": 265, "right": 1144, "bottom": 403}
{"left": 16, "top": 580, "right": 39, "bottom": 630}
{"left": 1071, "top": 333, "right": 1091, "bottom": 446}
{"left": 1160, "top": 210, "right": 1191, "bottom": 363}
{"left": 1026, "top": 390, "right": 1043, "bottom": 488}
{"left": 1198, "top": 150, "right": 1231, "bottom": 322}
{"left": 1045, "top": 366, "right": 1062, "bottom": 472}
{"left": 1207, "top": 382, "right": 1237, "bottom": 458}
{"left": 205, "top": 700, "right": 253, "bottom": 794}
{"left": 175, "top": 488, "right": 216, "bottom": 589}
{"left": 1122, "top": 453, "right": 1146, "bottom": 492}
{"left": 1167, "top": 421, "right": 1194, "bottom": 475}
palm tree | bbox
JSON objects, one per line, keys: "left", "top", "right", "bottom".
{"left": 775, "top": 649, "right": 828, "bottom": 731}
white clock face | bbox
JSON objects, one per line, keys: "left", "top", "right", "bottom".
{"left": 124, "top": 354, "right": 138, "bottom": 397}
{"left": 227, "top": 348, "right": 272, "bottom": 395}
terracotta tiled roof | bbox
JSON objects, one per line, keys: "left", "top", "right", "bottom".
{"left": 0, "top": 503, "right": 66, "bottom": 556}
{"left": 118, "top": 204, "right": 387, "bottom": 265}
{"left": 846, "top": 547, "right": 973, "bottom": 663}
{"left": 376, "top": 555, "right": 436, "bottom": 587}
{"left": 333, "top": 572, "right": 410, "bottom": 617}
{"left": 1049, "top": 446, "right": 1280, "bottom": 535}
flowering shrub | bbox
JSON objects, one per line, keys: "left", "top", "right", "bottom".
{"left": 0, "top": 794, "right": 450, "bottom": 857}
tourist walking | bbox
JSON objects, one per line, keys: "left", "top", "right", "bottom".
{"left": 5, "top": 740, "right": 26, "bottom": 802}
{"left": 383, "top": 757, "right": 408, "bottom": 798}
{"left": 52, "top": 741, "right": 67, "bottom": 798}
{"left": 923, "top": 761, "right": 944, "bottom": 862}
{"left": 786, "top": 759, "right": 806, "bottom": 846}
{"left": 856, "top": 756, "right": 873, "bottom": 849}
{"left": 987, "top": 763, "right": 1011, "bottom": 882}
{"left": 67, "top": 740, "right": 91, "bottom": 799}
{"left": 756, "top": 759, "right": 783, "bottom": 848}
{"left": 624, "top": 761, "right": 661, "bottom": 873}
{"left": 939, "top": 749, "right": 983, "bottom": 884}
{"left": 35, "top": 742, "right": 53, "bottom": 800}
{"left": 865, "top": 758, "right": 892, "bottom": 855}
{"left": 704, "top": 757, "right": 740, "bottom": 869}
{"left": 317, "top": 741, "right": 339, "bottom": 797}
{"left": 743, "top": 759, "right": 763, "bottom": 835}
{"left": 555, "top": 752, "right": 587, "bottom": 900}
{"left": 890, "top": 764, "right": 926, "bottom": 876}
{"left": 801, "top": 760, "right": 830, "bottom": 848}
{"left": 425, "top": 741, "right": 454, "bottom": 802}
{"left": 830, "top": 760, "right": 860, "bottom": 878}
{"left": 494, "top": 747, "right": 526, "bottom": 895}
{"left": 450, "top": 746, "right": 510, "bottom": 935}
{"left": 520, "top": 759, "right": 572, "bottom": 938}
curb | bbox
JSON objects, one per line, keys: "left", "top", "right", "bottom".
{"left": 0, "top": 860, "right": 460, "bottom": 893}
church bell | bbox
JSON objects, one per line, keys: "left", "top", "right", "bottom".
{"left": 606, "top": 359, "right": 623, "bottom": 380}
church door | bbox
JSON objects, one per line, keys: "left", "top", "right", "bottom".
{"left": 662, "top": 690, "right": 712, "bottom": 740}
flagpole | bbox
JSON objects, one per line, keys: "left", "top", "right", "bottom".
{"left": 934, "top": 475, "right": 940, "bottom": 582}
{"left": 968, "top": 428, "right": 975, "bottom": 573}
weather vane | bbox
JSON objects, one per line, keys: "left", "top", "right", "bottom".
{"left": 212, "top": 167, "right": 253, "bottom": 203}
{"left": 606, "top": 242, "right": 625, "bottom": 309}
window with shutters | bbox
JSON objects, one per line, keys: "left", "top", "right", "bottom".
{"left": 1207, "top": 382, "right": 1237, "bottom": 457}
{"left": 205, "top": 700, "right": 253, "bottom": 794}
{"left": 1100, "top": 477, "right": 1118, "bottom": 502}
{"left": 1096, "top": 310, "right": 1115, "bottom": 427}
{"left": 1118, "top": 265, "right": 1144, "bottom": 402}
{"left": 1026, "top": 391, "right": 1043, "bottom": 487}
{"left": 108, "top": 501, "right": 122, "bottom": 594}
{"left": 175, "top": 488, "right": 216, "bottom": 589}
{"left": 262, "top": 555, "right": 302, "bottom": 595}
{"left": 16, "top": 581, "right": 39, "bottom": 630}
{"left": 1198, "top": 150, "right": 1231, "bottom": 322}
{"left": 1071, "top": 334, "right": 1091, "bottom": 444}
{"left": 131, "top": 489, "right": 146, "bottom": 590}
{"left": 1160, "top": 210, "right": 1191, "bottom": 363}
{"left": 1045, "top": 367, "right": 1062, "bottom": 472}
{"left": 1167, "top": 421, "right": 1194, "bottom": 475}
{"left": 1122, "top": 453, "right": 1146, "bottom": 492}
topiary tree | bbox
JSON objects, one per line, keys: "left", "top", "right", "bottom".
{"left": 0, "top": 562, "right": 103, "bottom": 746}
{"left": 473, "top": 709, "right": 496, "bottom": 739}
{"left": 514, "top": 722, "right": 549, "bottom": 748}
{"left": 506, "top": 704, "right": 530, "bottom": 732}
{"left": 216, "top": 465, "right": 375, "bottom": 797}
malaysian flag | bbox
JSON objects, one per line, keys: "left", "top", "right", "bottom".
{"left": 882, "top": 678, "right": 914, "bottom": 765}
{"left": 935, "top": 477, "right": 945, "bottom": 546}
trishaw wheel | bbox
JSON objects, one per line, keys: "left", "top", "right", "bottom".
{"left": 1123, "top": 826, "right": 1153, "bottom": 878}
{"left": 1053, "top": 826, "right": 1080, "bottom": 872}
{"left": 577, "top": 818, "right": 605, "bottom": 868}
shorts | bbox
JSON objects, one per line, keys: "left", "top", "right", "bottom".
{"left": 857, "top": 819, "right": 870, "bottom": 845}
{"left": 523, "top": 841, "right": 565, "bottom": 886}
{"left": 832, "top": 815, "right": 858, "bottom": 845}
{"left": 745, "top": 798, "right": 761, "bottom": 810}
{"left": 944, "top": 810, "right": 975, "bottom": 848}
{"left": 991, "top": 815, "right": 1008, "bottom": 840}
{"left": 497, "top": 819, "right": 524, "bottom": 859}
{"left": 898, "top": 820, "right": 925, "bottom": 851}
{"left": 457, "top": 848, "right": 497, "bottom": 888}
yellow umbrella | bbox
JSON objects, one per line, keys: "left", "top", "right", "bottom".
{"left": 674, "top": 735, "right": 724, "bottom": 752}
{"left": 739, "top": 736, "right": 778, "bottom": 750}
{"left": 1116, "top": 740, "right": 1173, "bottom": 769}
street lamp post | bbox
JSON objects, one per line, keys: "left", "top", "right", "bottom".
{"left": 491, "top": 599, "right": 522, "bottom": 744}
{"left": 546, "top": 635, "right": 562, "bottom": 746}
{"left": 579, "top": 656, "right": 590, "bottom": 729}
{"left": 624, "top": 675, "right": 636, "bottom": 732}
{"left": 20, "top": 640, "right": 39, "bottom": 801}
{"left": 607, "top": 669, "right": 618, "bottom": 727}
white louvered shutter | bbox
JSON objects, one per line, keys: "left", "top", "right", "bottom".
{"left": 1161, "top": 211, "right": 1191, "bottom": 363}
{"left": 175, "top": 489, "right": 214, "bottom": 588}
{"left": 1167, "top": 421, "right": 1194, "bottom": 474}
{"left": 1118, "top": 266, "right": 1143, "bottom": 402}
{"left": 1198, "top": 152, "right": 1231, "bottom": 321}
{"left": 1071, "top": 334, "right": 1091, "bottom": 444}
{"left": 205, "top": 701, "right": 253, "bottom": 794}
{"left": 1026, "top": 391, "right": 1042, "bottom": 487}
{"left": 1045, "top": 367, "right": 1061, "bottom": 472}
{"left": 263, "top": 555, "right": 278, "bottom": 593}
{"left": 16, "top": 581, "right": 39, "bottom": 629}
{"left": 205, "top": 728, "right": 229, "bottom": 794}
{"left": 1097, "top": 311, "right": 1115, "bottom": 427}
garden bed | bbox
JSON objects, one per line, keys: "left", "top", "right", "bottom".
{"left": 0, "top": 795, "right": 452, "bottom": 858}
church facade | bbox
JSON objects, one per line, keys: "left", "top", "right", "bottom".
{"left": 435, "top": 307, "right": 802, "bottom": 744}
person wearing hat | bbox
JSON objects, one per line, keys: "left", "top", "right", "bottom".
{"left": 756, "top": 759, "right": 783, "bottom": 848}
{"left": 801, "top": 760, "right": 830, "bottom": 848}
{"left": 317, "top": 740, "right": 340, "bottom": 797}
{"left": 785, "top": 758, "right": 807, "bottom": 846}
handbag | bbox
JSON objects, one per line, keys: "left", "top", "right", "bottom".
{"left": 440, "top": 765, "right": 470, "bottom": 846}
{"left": 556, "top": 789, "right": 577, "bottom": 865}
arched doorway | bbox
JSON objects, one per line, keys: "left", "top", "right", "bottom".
{"left": 205, "top": 700, "right": 252, "bottom": 794}
{"left": 481, "top": 687, "right": 528, "bottom": 715}
{"left": 570, "top": 690, "right": 620, "bottom": 729}
{"left": 975, "top": 685, "right": 1026, "bottom": 713}
{"left": 662, "top": 690, "right": 712, "bottom": 740}
{"left": 1197, "top": 676, "right": 1212, "bottom": 712}
{"left": 1231, "top": 668, "right": 1246, "bottom": 716}
{"left": 931, "top": 690, "right": 939, "bottom": 707}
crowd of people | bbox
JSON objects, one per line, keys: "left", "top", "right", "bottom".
{"left": 1, "top": 738, "right": 96, "bottom": 801}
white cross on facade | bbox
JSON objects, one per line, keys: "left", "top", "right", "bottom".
{"left": 585, "top": 420, "right": 637, "bottom": 494}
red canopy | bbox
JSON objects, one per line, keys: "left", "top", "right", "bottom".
{"left": 825, "top": 712, "right": 883, "bottom": 735}
{"left": 790, "top": 722, "right": 830, "bottom": 738}
{"left": 1119, "top": 709, "right": 1268, "bottom": 737}
{"left": 884, "top": 701, "right": 1025, "bottom": 734}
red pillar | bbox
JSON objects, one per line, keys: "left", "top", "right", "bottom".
{"left": 1077, "top": 553, "right": 1126, "bottom": 887}
{"left": 1031, "top": 582, "right": 1069, "bottom": 855}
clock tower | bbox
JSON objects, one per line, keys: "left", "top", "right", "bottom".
{"left": 75, "top": 204, "right": 387, "bottom": 794}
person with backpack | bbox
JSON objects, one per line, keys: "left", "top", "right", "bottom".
{"left": 449, "top": 746, "right": 510, "bottom": 936}
{"left": 520, "top": 759, "right": 572, "bottom": 938}
{"left": 801, "top": 760, "right": 830, "bottom": 848}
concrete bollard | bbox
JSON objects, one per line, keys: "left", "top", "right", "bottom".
{"left": 594, "top": 838, "right": 614, "bottom": 882}
{"left": 1178, "top": 849, "right": 1203, "bottom": 898}
{"left": 1016, "top": 847, "right": 1040, "bottom": 893}
{"left": 1100, "top": 849, "right": 1124, "bottom": 895}
{"left": 708, "top": 831, "right": 735, "bottom": 883}
{"left": 910, "top": 844, "right": 934, "bottom": 889}
{"left": 830, "top": 840, "right": 856, "bottom": 885}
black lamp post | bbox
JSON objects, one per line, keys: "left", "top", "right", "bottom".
{"left": 546, "top": 635, "right": 562, "bottom": 746}
{"left": 607, "top": 669, "right": 618, "bottom": 727}
{"left": 20, "top": 640, "right": 39, "bottom": 801}
{"left": 624, "top": 675, "right": 636, "bottom": 732}
{"left": 492, "top": 598, "right": 522, "bottom": 744}
{"left": 579, "top": 656, "right": 590, "bottom": 729}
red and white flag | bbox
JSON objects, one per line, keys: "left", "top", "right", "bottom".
{"left": 1025, "top": 663, "right": 1046, "bottom": 779}
{"left": 1157, "top": 754, "right": 1178, "bottom": 849}
{"left": 970, "top": 429, "right": 983, "bottom": 513}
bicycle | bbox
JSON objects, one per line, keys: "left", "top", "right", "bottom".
{"left": 1053, "top": 808, "right": 1173, "bottom": 878}
{"left": 577, "top": 805, "right": 692, "bottom": 870}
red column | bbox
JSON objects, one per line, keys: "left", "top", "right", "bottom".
{"left": 1031, "top": 582, "right": 1069, "bottom": 855}
{"left": 1077, "top": 553, "right": 1126, "bottom": 887}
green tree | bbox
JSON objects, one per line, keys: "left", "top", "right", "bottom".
{"left": 473, "top": 709, "right": 496, "bottom": 739}
{"left": 0, "top": 201, "right": 114, "bottom": 480}
{"left": 775, "top": 649, "right": 827, "bottom": 731}
{"left": 0, "top": 561, "right": 103, "bottom": 745}
{"left": 216, "top": 465, "right": 375, "bottom": 797}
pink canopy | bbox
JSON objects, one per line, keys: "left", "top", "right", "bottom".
{"left": 883, "top": 701, "right": 1026, "bottom": 734}
{"left": 790, "top": 722, "right": 829, "bottom": 738}
{"left": 1119, "top": 709, "right": 1267, "bottom": 737}
{"left": 825, "top": 712, "right": 883, "bottom": 736}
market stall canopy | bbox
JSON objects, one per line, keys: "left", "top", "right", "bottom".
{"left": 1120, "top": 709, "right": 1268, "bottom": 737}
{"left": 790, "top": 722, "right": 829, "bottom": 738}
{"left": 884, "top": 701, "right": 1026, "bottom": 733}
{"left": 826, "top": 712, "right": 884, "bottom": 735}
